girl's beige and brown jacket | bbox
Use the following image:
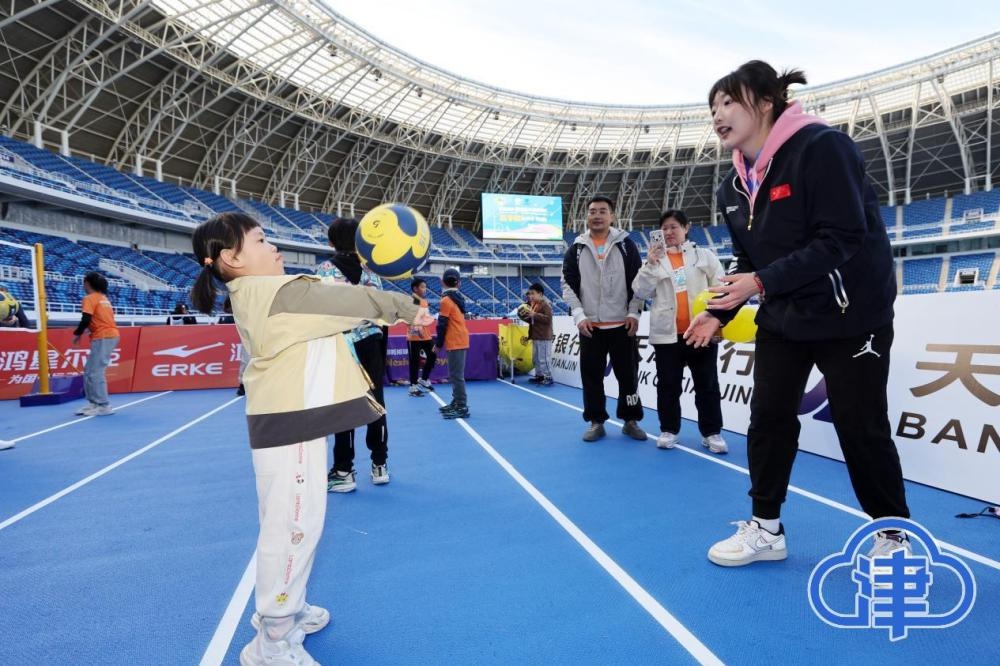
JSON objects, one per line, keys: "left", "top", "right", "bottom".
{"left": 227, "top": 274, "right": 420, "bottom": 449}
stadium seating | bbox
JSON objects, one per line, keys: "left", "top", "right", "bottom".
{"left": 1, "top": 135, "right": 998, "bottom": 315}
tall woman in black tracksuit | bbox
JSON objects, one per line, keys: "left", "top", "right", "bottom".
{"left": 683, "top": 61, "right": 910, "bottom": 567}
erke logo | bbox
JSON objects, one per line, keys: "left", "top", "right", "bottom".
{"left": 808, "top": 518, "right": 976, "bottom": 641}
{"left": 151, "top": 342, "right": 225, "bottom": 377}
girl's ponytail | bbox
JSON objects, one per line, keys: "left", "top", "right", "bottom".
{"left": 189, "top": 212, "right": 260, "bottom": 314}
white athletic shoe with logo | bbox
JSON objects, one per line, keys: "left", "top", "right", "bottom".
{"left": 708, "top": 520, "right": 787, "bottom": 567}
{"left": 656, "top": 432, "right": 678, "bottom": 449}
{"left": 240, "top": 625, "right": 316, "bottom": 666}
{"left": 251, "top": 603, "right": 330, "bottom": 635}
{"left": 701, "top": 434, "right": 728, "bottom": 454}
{"left": 868, "top": 530, "right": 912, "bottom": 558}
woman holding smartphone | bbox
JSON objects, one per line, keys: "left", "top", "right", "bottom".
{"left": 632, "top": 209, "right": 727, "bottom": 453}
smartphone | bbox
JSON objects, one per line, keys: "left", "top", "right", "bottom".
{"left": 649, "top": 229, "right": 666, "bottom": 254}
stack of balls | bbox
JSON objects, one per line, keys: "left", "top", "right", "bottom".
{"left": 354, "top": 203, "right": 432, "bottom": 279}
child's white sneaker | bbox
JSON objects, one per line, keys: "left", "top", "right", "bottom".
{"left": 240, "top": 626, "right": 316, "bottom": 666}
{"left": 251, "top": 603, "right": 330, "bottom": 635}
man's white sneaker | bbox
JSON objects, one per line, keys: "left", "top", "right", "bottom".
{"left": 74, "top": 403, "right": 96, "bottom": 416}
{"left": 240, "top": 626, "right": 316, "bottom": 666}
{"left": 708, "top": 520, "right": 787, "bottom": 567}
{"left": 251, "top": 603, "right": 330, "bottom": 635}
{"left": 92, "top": 405, "right": 113, "bottom": 416}
{"left": 701, "top": 434, "right": 728, "bottom": 454}
{"left": 656, "top": 432, "right": 678, "bottom": 449}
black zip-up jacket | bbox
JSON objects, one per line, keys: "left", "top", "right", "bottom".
{"left": 716, "top": 124, "right": 895, "bottom": 341}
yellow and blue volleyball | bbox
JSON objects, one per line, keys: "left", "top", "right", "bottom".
{"left": 355, "top": 203, "right": 431, "bottom": 279}
{"left": 0, "top": 290, "right": 19, "bottom": 320}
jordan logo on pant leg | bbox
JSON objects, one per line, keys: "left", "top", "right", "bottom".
{"left": 852, "top": 334, "right": 881, "bottom": 359}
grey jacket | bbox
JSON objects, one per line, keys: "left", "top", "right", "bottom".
{"left": 561, "top": 227, "right": 643, "bottom": 326}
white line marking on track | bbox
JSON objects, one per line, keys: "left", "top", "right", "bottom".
{"left": 10, "top": 391, "right": 173, "bottom": 443}
{"left": 431, "top": 391, "right": 724, "bottom": 665}
{"left": 201, "top": 551, "right": 257, "bottom": 666}
{"left": 503, "top": 381, "right": 1000, "bottom": 573}
{"left": 0, "top": 396, "right": 243, "bottom": 532}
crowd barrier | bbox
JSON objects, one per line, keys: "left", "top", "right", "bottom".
{"left": 0, "top": 318, "right": 511, "bottom": 400}
{"left": 548, "top": 291, "right": 999, "bottom": 505}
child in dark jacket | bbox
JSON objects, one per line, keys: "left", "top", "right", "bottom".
{"left": 518, "top": 283, "right": 554, "bottom": 385}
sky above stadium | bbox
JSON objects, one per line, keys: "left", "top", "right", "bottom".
{"left": 326, "top": 0, "right": 996, "bottom": 105}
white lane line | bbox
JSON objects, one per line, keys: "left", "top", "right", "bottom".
{"left": 432, "top": 391, "right": 723, "bottom": 666}
{"left": 201, "top": 551, "right": 257, "bottom": 666}
{"left": 503, "top": 381, "right": 1000, "bottom": 573}
{"left": 0, "top": 396, "right": 244, "bottom": 532}
{"left": 9, "top": 391, "right": 173, "bottom": 443}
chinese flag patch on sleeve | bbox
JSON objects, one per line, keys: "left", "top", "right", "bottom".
{"left": 770, "top": 183, "right": 792, "bottom": 201}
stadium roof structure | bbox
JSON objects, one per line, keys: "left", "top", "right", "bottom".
{"left": 0, "top": 0, "right": 998, "bottom": 228}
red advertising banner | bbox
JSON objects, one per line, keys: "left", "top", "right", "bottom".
{"left": 130, "top": 325, "right": 242, "bottom": 392}
{"left": 0, "top": 328, "right": 140, "bottom": 400}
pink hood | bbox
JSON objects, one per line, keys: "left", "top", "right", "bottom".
{"left": 733, "top": 101, "right": 827, "bottom": 206}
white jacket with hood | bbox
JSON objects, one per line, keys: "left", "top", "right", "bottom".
{"left": 631, "top": 241, "right": 725, "bottom": 344}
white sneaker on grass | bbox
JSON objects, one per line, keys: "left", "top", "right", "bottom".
{"left": 656, "top": 432, "right": 678, "bottom": 449}
{"left": 251, "top": 603, "right": 330, "bottom": 635}
{"left": 240, "top": 625, "right": 316, "bottom": 666}
{"left": 708, "top": 520, "right": 787, "bottom": 567}
{"left": 701, "top": 434, "right": 728, "bottom": 454}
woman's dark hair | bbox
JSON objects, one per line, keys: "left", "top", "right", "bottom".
{"left": 528, "top": 282, "right": 544, "bottom": 294}
{"left": 411, "top": 277, "right": 426, "bottom": 292}
{"left": 83, "top": 271, "right": 108, "bottom": 294}
{"left": 190, "top": 212, "right": 260, "bottom": 314}
{"left": 327, "top": 217, "right": 359, "bottom": 252}
{"left": 660, "top": 209, "right": 690, "bottom": 228}
{"left": 708, "top": 60, "right": 807, "bottom": 124}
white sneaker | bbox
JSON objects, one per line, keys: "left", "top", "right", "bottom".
{"left": 656, "top": 432, "right": 678, "bottom": 449}
{"left": 868, "top": 530, "right": 912, "bottom": 558}
{"left": 418, "top": 378, "right": 434, "bottom": 391}
{"left": 92, "top": 405, "right": 113, "bottom": 416}
{"left": 701, "top": 434, "right": 728, "bottom": 454}
{"left": 251, "top": 603, "right": 330, "bottom": 635}
{"left": 0, "top": 439, "right": 14, "bottom": 450}
{"left": 371, "top": 463, "right": 390, "bottom": 485}
{"left": 240, "top": 626, "right": 316, "bottom": 666}
{"left": 708, "top": 520, "right": 787, "bottom": 567}
{"left": 74, "top": 403, "right": 96, "bottom": 416}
